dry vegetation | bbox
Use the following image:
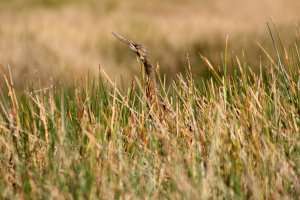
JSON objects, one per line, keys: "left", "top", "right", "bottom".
{"left": 0, "top": 25, "right": 300, "bottom": 199}
{"left": 0, "top": 0, "right": 299, "bottom": 199}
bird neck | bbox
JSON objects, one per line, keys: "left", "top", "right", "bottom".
{"left": 143, "top": 58, "right": 156, "bottom": 83}
{"left": 143, "top": 58, "right": 159, "bottom": 99}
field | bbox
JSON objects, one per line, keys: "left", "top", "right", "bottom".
{"left": 0, "top": 0, "right": 300, "bottom": 199}
{"left": 0, "top": 0, "right": 300, "bottom": 87}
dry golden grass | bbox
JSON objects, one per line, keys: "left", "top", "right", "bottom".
{"left": 0, "top": 34, "right": 299, "bottom": 198}
{"left": 0, "top": 1, "right": 299, "bottom": 198}
{"left": 0, "top": 0, "right": 299, "bottom": 87}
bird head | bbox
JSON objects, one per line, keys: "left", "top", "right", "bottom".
{"left": 112, "top": 32, "right": 149, "bottom": 63}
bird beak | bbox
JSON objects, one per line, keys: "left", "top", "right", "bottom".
{"left": 112, "top": 32, "right": 138, "bottom": 53}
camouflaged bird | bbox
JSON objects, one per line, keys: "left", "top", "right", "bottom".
{"left": 112, "top": 32, "right": 174, "bottom": 120}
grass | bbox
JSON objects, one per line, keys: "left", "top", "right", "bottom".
{"left": 0, "top": 26, "right": 299, "bottom": 199}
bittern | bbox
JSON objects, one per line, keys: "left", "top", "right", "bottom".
{"left": 112, "top": 32, "right": 174, "bottom": 119}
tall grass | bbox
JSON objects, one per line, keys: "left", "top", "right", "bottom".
{"left": 0, "top": 28, "right": 299, "bottom": 199}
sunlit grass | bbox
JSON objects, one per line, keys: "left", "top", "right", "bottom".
{"left": 0, "top": 26, "right": 299, "bottom": 199}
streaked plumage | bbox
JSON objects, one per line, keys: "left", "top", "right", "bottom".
{"left": 112, "top": 32, "right": 174, "bottom": 119}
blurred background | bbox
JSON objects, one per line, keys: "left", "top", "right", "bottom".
{"left": 0, "top": 0, "right": 299, "bottom": 88}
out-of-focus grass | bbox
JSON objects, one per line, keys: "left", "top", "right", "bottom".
{"left": 0, "top": 0, "right": 299, "bottom": 87}
{"left": 0, "top": 26, "right": 299, "bottom": 199}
